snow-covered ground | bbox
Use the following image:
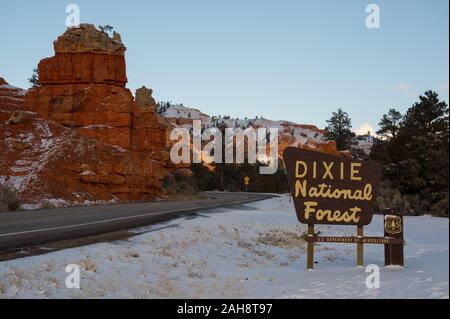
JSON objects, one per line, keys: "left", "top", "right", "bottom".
{"left": 0, "top": 195, "right": 448, "bottom": 299}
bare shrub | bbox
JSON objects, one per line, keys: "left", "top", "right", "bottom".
{"left": 40, "top": 200, "right": 56, "bottom": 209}
{"left": 0, "top": 202, "right": 8, "bottom": 212}
{"left": 0, "top": 186, "right": 21, "bottom": 211}
{"left": 8, "top": 110, "right": 28, "bottom": 125}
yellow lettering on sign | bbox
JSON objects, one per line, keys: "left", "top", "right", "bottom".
{"left": 350, "top": 162, "right": 362, "bottom": 181}
{"left": 364, "top": 183, "right": 373, "bottom": 200}
{"left": 295, "top": 181, "right": 373, "bottom": 201}
{"left": 295, "top": 161, "right": 307, "bottom": 178}
{"left": 322, "top": 162, "right": 334, "bottom": 179}
{"left": 313, "top": 161, "right": 317, "bottom": 179}
{"left": 303, "top": 202, "right": 361, "bottom": 223}
{"left": 304, "top": 201, "right": 318, "bottom": 220}
{"left": 295, "top": 180, "right": 307, "bottom": 198}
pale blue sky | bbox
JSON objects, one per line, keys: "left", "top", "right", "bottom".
{"left": 0, "top": 0, "right": 448, "bottom": 133}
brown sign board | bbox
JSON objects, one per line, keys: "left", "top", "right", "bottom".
{"left": 384, "top": 214, "right": 404, "bottom": 266}
{"left": 384, "top": 214, "right": 403, "bottom": 235}
{"left": 283, "top": 147, "right": 382, "bottom": 226}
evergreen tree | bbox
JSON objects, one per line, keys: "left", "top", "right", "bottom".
{"left": 402, "top": 90, "right": 448, "bottom": 134}
{"left": 98, "top": 25, "right": 114, "bottom": 35}
{"left": 371, "top": 90, "right": 449, "bottom": 216}
{"left": 28, "top": 68, "right": 39, "bottom": 88}
{"left": 324, "top": 108, "right": 355, "bottom": 151}
{"left": 376, "top": 108, "right": 402, "bottom": 140}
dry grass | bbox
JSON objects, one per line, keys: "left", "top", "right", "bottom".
{"left": 186, "top": 263, "right": 203, "bottom": 279}
{"left": 5, "top": 268, "right": 27, "bottom": 289}
{"left": 79, "top": 258, "right": 97, "bottom": 273}
{"left": 92, "top": 276, "right": 122, "bottom": 297}
{"left": 124, "top": 250, "right": 140, "bottom": 258}
{"left": 216, "top": 278, "right": 247, "bottom": 298}
{"left": 256, "top": 228, "right": 306, "bottom": 250}
{"left": 46, "top": 276, "right": 60, "bottom": 288}
{"left": 154, "top": 271, "right": 181, "bottom": 298}
{"left": 156, "top": 243, "right": 176, "bottom": 258}
{"left": 324, "top": 252, "right": 342, "bottom": 262}
{"left": 127, "top": 281, "right": 152, "bottom": 299}
{"left": 41, "top": 261, "right": 56, "bottom": 272}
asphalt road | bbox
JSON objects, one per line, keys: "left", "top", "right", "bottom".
{"left": 0, "top": 192, "right": 274, "bottom": 251}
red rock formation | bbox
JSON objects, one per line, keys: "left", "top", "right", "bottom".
{"left": 0, "top": 77, "right": 27, "bottom": 114}
{"left": 132, "top": 87, "right": 167, "bottom": 153}
{"left": 26, "top": 24, "right": 167, "bottom": 151}
{"left": 1, "top": 25, "right": 168, "bottom": 207}
{"left": 39, "top": 24, "right": 127, "bottom": 86}
{"left": 38, "top": 53, "right": 127, "bottom": 86}
{"left": 26, "top": 24, "right": 134, "bottom": 148}
{"left": 27, "top": 84, "right": 134, "bottom": 148}
{"left": 0, "top": 112, "right": 165, "bottom": 205}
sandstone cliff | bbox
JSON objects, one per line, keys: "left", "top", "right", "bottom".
{"left": 1, "top": 25, "right": 168, "bottom": 207}
{"left": 0, "top": 78, "right": 27, "bottom": 114}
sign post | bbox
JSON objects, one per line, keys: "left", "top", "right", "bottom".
{"left": 357, "top": 225, "right": 364, "bottom": 266}
{"left": 244, "top": 176, "right": 250, "bottom": 192}
{"left": 307, "top": 224, "right": 314, "bottom": 270}
{"left": 283, "top": 147, "right": 403, "bottom": 269}
{"left": 384, "top": 209, "right": 404, "bottom": 266}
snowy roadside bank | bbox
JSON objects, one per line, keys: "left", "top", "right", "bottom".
{"left": 0, "top": 195, "right": 448, "bottom": 298}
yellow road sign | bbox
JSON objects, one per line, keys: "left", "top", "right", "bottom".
{"left": 244, "top": 176, "right": 249, "bottom": 192}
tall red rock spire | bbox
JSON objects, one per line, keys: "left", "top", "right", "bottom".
{"left": 0, "top": 25, "right": 168, "bottom": 206}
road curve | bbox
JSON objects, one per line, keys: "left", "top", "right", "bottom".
{"left": 0, "top": 192, "right": 274, "bottom": 251}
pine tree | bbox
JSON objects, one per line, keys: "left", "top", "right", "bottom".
{"left": 370, "top": 90, "right": 449, "bottom": 216}
{"left": 377, "top": 108, "right": 402, "bottom": 140}
{"left": 402, "top": 90, "right": 448, "bottom": 134}
{"left": 98, "top": 25, "right": 114, "bottom": 35}
{"left": 28, "top": 68, "right": 39, "bottom": 88}
{"left": 324, "top": 108, "right": 356, "bottom": 151}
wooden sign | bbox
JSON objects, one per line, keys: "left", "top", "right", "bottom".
{"left": 384, "top": 212, "right": 404, "bottom": 266}
{"left": 282, "top": 147, "right": 404, "bottom": 270}
{"left": 384, "top": 214, "right": 402, "bottom": 235}
{"left": 283, "top": 147, "right": 382, "bottom": 226}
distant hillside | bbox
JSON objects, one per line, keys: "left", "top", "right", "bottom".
{"left": 160, "top": 103, "right": 373, "bottom": 156}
